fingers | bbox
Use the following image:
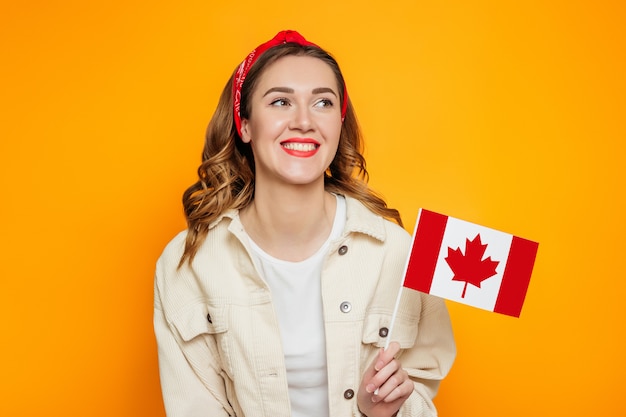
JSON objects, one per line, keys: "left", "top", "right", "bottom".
{"left": 371, "top": 368, "right": 411, "bottom": 403}
{"left": 366, "top": 342, "right": 411, "bottom": 403}
{"left": 374, "top": 341, "right": 401, "bottom": 372}
{"left": 357, "top": 342, "right": 412, "bottom": 416}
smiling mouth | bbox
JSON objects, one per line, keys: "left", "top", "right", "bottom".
{"left": 281, "top": 142, "right": 319, "bottom": 152}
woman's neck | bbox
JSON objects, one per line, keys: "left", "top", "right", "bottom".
{"left": 240, "top": 185, "right": 337, "bottom": 262}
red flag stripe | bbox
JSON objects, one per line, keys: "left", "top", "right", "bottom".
{"left": 403, "top": 210, "right": 448, "bottom": 293}
{"left": 493, "top": 236, "right": 539, "bottom": 317}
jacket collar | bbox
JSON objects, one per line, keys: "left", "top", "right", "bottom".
{"left": 342, "top": 195, "right": 387, "bottom": 242}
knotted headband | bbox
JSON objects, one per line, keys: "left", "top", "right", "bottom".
{"left": 232, "top": 30, "right": 349, "bottom": 137}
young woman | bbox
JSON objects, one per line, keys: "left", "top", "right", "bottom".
{"left": 154, "top": 30, "right": 455, "bottom": 417}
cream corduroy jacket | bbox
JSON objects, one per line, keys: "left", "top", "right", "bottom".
{"left": 154, "top": 196, "right": 456, "bottom": 417}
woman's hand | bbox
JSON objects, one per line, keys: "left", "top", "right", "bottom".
{"left": 357, "top": 341, "right": 412, "bottom": 417}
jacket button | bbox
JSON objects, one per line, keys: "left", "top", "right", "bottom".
{"left": 340, "top": 301, "right": 352, "bottom": 313}
{"left": 379, "top": 327, "right": 389, "bottom": 337}
{"left": 206, "top": 313, "right": 212, "bottom": 323}
{"left": 343, "top": 389, "right": 355, "bottom": 399}
{"left": 338, "top": 245, "right": 348, "bottom": 255}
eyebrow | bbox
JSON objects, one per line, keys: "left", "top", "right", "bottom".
{"left": 312, "top": 87, "right": 337, "bottom": 97}
{"left": 262, "top": 86, "right": 338, "bottom": 97}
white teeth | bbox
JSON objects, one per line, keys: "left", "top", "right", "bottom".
{"left": 282, "top": 142, "right": 317, "bottom": 151}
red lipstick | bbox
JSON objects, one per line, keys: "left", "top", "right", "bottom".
{"left": 280, "top": 138, "right": 320, "bottom": 157}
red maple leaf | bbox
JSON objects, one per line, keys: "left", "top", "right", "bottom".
{"left": 445, "top": 234, "right": 500, "bottom": 298}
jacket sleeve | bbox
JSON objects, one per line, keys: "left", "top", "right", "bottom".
{"left": 154, "top": 268, "right": 232, "bottom": 417}
{"left": 397, "top": 292, "right": 456, "bottom": 417}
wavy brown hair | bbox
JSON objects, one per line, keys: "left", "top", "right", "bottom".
{"left": 179, "top": 43, "right": 402, "bottom": 267}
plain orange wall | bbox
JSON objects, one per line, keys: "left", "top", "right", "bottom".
{"left": 1, "top": 1, "right": 624, "bottom": 415}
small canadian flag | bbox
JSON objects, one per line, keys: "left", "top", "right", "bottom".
{"left": 403, "top": 209, "right": 539, "bottom": 317}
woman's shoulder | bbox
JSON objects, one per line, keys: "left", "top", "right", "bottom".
{"left": 157, "top": 210, "right": 239, "bottom": 269}
{"left": 159, "top": 229, "right": 187, "bottom": 260}
{"left": 154, "top": 230, "right": 188, "bottom": 277}
{"left": 160, "top": 209, "right": 240, "bottom": 254}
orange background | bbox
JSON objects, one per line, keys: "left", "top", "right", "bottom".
{"left": 1, "top": 1, "right": 624, "bottom": 415}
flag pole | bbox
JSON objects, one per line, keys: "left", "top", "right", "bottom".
{"left": 375, "top": 285, "right": 404, "bottom": 396}
{"left": 383, "top": 211, "right": 422, "bottom": 350}
{"left": 383, "top": 284, "right": 404, "bottom": 350}
{"left": 374, "top": 213, "right": 422, "bottom": 395}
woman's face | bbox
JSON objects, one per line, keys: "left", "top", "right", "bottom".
{"left": 240, "top": 55, "right": 342, "bottom": 188}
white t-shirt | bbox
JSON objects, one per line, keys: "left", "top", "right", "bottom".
{"left": 248, "top": 195, "right": 346, "bottom": 417}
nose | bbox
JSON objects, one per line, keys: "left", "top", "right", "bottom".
{"left": 290, "top": 105, "right": 314, "bottom": 132}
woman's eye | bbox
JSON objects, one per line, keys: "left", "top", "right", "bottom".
{"left": 270, "top": 98, "right": 289, "bottom": 107}
{"left": 314, "top": 98, "right": 334, "bottom": 108}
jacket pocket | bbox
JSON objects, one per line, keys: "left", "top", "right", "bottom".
{"left": 169, "top": 302, "right": 235, "bottom": 414}
{"left": 170, "top": 301, "right": 229, "bottom": 342}
{"left": 362, "top": 311, "right": 420, "bottom": 349}
{"left": 169, "top": 301, "right": 233, "bottom": 379}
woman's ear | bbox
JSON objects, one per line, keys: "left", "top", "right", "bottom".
{"left": 240, "top": 119, "right": 252, "bottom": 143}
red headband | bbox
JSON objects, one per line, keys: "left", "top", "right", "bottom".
{"left": 232, "top": 30, "right": 349, "bottom": 137}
